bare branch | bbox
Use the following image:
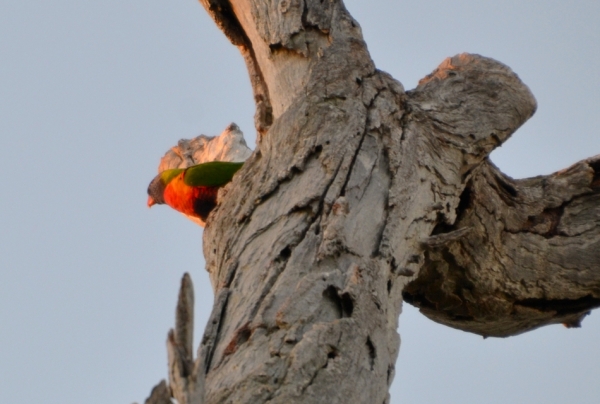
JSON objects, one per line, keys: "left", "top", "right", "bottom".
{"left": 405, "top": 156, "right": 600, "bottom": 337}
{"left": 408, "top": 53, "right": 537, "bottom": 165}
{"left": 168, "top": 274, "right": 204, "bottom": 404}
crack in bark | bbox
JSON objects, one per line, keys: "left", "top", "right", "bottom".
{"left": 590, "top": 159, "right": 600, "bottom": 188}
{"left": 366, "top": 336, "right": 376, "bottom": 371}
{"left": 240, "top": 45, "right": 274, "bottom": 135}
{"left": 203, "top": 288, "right": 231, "bottom": 373}
{"left": 247, "top": 143, "right": 326, "bottom": 219}
{"left": 215, "top": 144, "right": 329, "bottom": 291}
{"left": 199, "top": 0, "right": 248, "bottom": 46}
{"left": 339, "top": 117, "right": 374, "bottom": 197}
{"left": 372, "top": 182, "right": 390, "bottom": 258}
{"left": 323, "top": 286, "right": 354, "bottom": 318}
{"left": 228, "top": 164, "right": 342, "bottom": 342}
{"left": 198, "top": 0, "right": 273, "bottom": 135}
{"left": 246, "top": 246, "right": 295, "bottom": 321}
{"left": 516, "top": 295, "right": 600, "bottom": 317}
{"left": 313, "top": 151, "right": 347, "bottom": 220}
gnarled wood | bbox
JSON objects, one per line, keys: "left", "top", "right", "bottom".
{"left": 405, "top": 157, "right": 600, "bottom": 337}
{"left": 142, "top": 1, "right": 599, "bottom": 403}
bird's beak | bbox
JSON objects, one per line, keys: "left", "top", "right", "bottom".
{"left": 147, "top": 196, "right": 156, "bottom": 208}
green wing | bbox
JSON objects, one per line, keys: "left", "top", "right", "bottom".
{"left": 183, "top": 161, "right": 244, "bottom": 187}
{"left": 159, "top": 168, "right": 185, "bottom": 185}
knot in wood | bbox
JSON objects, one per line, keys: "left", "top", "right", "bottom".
{"left": 279, "top": 0, "right": 290, "bottom": 13}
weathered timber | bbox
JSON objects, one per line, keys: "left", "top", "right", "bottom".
{"left": 142, "top": 1, "right": 599, "bottom": 403}
{"left": 405, "top": 157, "right": 600, "bottom": 337}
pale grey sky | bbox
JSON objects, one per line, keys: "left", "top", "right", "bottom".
{"left": 1, "top": 1, "right": 598, "bottom": 403}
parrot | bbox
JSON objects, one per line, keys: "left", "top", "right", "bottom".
{"left": 147, "top": 161, "right": 243, "bottom": 225}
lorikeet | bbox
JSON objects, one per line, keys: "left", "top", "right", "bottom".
{"left": 147, "top": 161, "right": 243, "bottom": 225}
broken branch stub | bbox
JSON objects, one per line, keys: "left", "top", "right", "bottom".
{"left": 157, "top": 123, "right": 252, "bottom": 172}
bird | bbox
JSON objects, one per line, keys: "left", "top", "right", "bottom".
{"left": 147, "top": 161, "right": 243, "bottom": 225}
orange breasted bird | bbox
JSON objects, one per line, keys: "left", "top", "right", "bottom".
{"left": 147, "top": 161, "right": 243, "bottom": 225}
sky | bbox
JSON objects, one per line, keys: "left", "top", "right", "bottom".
{"left": 0, "top": 1, "right": 599, "bottom": 403}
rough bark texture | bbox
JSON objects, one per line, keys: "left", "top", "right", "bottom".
{"left": 143, "top": 1, "right": 599, "bottom": 403}
{"left": 404, "top": 157, "right": 600, "bottom": 337}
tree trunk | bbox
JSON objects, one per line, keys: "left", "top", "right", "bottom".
{"left": 144, "top": 1, "right": 600, "bottom": 403}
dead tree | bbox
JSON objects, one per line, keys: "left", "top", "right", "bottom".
{"left": 144, "top": 1, "right": 600, "bottom": 403}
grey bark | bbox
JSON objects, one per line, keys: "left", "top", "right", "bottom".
{"left": 405, "top": 157, "right": 600, "bottom": 337}
{"left": 142, "top": 1, "right": 600, "bottom": 403}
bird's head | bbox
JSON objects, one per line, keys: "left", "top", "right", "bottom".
{"left": 147, "top": 175, "right": 166, "bottom": 207}
{"left": 147, "top": 168, "right": 183, "bottom": 208}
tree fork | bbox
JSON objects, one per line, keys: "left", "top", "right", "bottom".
{"left": 142, "top": 1, "right": 599, "bottom": 403}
